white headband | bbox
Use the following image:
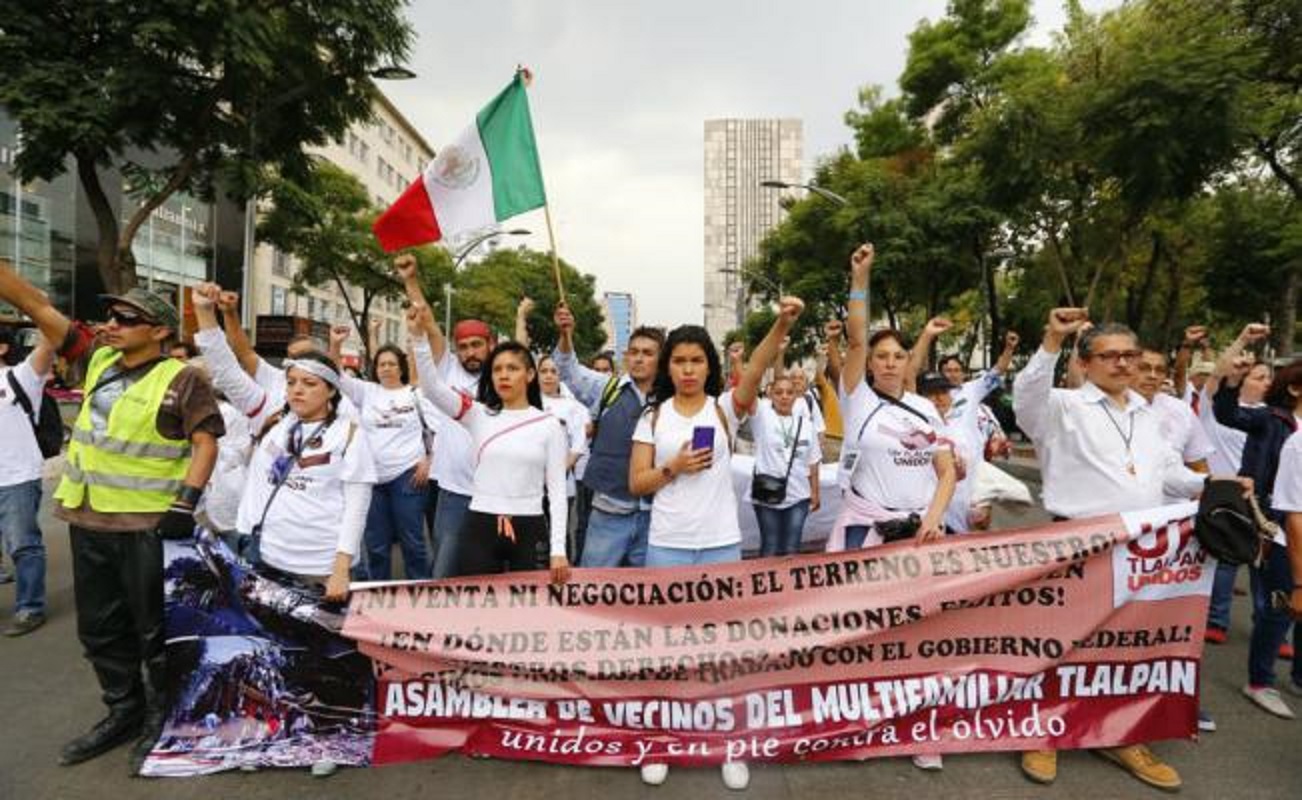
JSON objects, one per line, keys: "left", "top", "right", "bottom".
{"left": 283, "top": 358, "right": 340, "bottom": 388}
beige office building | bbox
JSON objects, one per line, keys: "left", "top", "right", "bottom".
{"left": 247, "top": 90, "right": 435, "bottom": 363}
{"left": 702, "top": 118, "right": 802, "bottom": 346}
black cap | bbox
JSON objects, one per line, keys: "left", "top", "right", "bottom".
{"left": 917, "top": 371, "right": 956, "bottom": 396}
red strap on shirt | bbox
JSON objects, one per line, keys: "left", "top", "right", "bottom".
{"left": 475, "top": 413, "right": 553, "bottom": 466}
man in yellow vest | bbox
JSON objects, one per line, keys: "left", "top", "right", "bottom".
{"left": 0, "top": 260, "right": 222, "bottom": 775}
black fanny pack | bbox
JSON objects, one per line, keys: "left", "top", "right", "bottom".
{"left": 876, "top": 513, "right": 922, "bottom": 543}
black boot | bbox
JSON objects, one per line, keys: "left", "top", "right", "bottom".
{"left": 128, "top": 668, "right": 168, "bottom": 777}
{"left": 60, "top": 706, "right": 143, "bottom": 766}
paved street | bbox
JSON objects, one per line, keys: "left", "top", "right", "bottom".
{"left": 1, "top": 466, "right": 1298, "bottom": 800}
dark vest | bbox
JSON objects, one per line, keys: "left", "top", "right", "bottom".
{"left": 581, "top": 381, "right": 646, "bottom": 503}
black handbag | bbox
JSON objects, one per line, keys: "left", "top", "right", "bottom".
{"left": 751, "top": 417, "right": 802, "bottom": 506}
{"left": 1194, "top": 479, "right": 1277, "bottom": 566}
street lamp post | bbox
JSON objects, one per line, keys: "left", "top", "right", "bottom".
{"left": 759, "top": 179, "right": 862, "bottom": 319}
{"left": 442, "top": 228, "right": 532, "bottom": 331}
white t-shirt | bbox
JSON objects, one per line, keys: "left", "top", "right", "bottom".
{"left": 841, "top": 382, "right": 944, "bottom": 513}
{"left": 795, "top": 391, "right": 827, "bottom": 436}
{"left": 1271, "top": 428, "right": 1302, "bottom": 514}
{"left": 633, "top": 392, "right": 747, "bottom": 549}
{"left": 340, "top": 377, "right": 436, "bottom": 483}
{"left": 942, "top": 372, "right": 1002, "bottom": 532}
{"left": 202, "top": 401, "right": 251, "bottom": 532}
{"left": 429, "top": 350, "right": 481, "bottom": 496}
{"left": 749, "top": 400, "right": 822, "bottom": 509}
{"left": 543, "top": 394, "right": 590, "bottom": 498}
{"left": 238, "top": 414, "right": 378, "bottom": 575}
{"left": 1151, "top": 391, "right": 1215, "bottom": 465}
{"left": 0, "top": 356, "right": 49, "bottom": 486}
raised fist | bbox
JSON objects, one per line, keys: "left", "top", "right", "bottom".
{"left": 1047, "top": 308, "right": 1089, "bottom": 337}
{"left": 394, "top": 253, "right": 418, "bottom": 281}
{"left": 849, "top": 243, "right": 874, "bottom": 281}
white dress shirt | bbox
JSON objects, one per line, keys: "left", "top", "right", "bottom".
{"left": 1013, "top": 347, "right": 1205, "bottom": 519}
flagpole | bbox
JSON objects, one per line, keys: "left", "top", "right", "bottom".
{"left": 543, "top": 204, "right": 567, "bottom": 306}
{"left": 519, "top": 65, "right": 568, "bottom": 307}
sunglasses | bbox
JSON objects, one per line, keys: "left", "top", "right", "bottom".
{"left": 107, "top": 308, "right": 156, "bottom": 327}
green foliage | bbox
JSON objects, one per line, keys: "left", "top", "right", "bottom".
{"left": 756, "top": 0, "right": 1301, "bottom": 359}
{"left": 455, "top": 249, "right": 606, "bottom": 357}
{"left": 0, "top": 1, "right": 412, "bottom": 291}
{"left": 258, "top": 160, "right": 451, "bottom": 360}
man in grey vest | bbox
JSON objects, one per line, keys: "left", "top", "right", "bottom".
{"left": 553, "top": 305, "right": 662, "bottom": 567}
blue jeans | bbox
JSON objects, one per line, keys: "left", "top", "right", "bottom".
{"left": 361, "top": 465, "right": 432, "bottom": 581}
{"left": 579, "top": 508, "right": 650, "bottom": 567}
{"left": 0, "top": 479, "right": 44, "bottom": 615}
{"left": 1207, "top": 560, "right": 1238, "bottom": 631}
{"left": 844, "top": 525, "right": 870, "bottom": 551}
{"left": 431, "top": 489, "right": 472, "bottom": 579}
{"left": 645, "top": 542, "right": 741, "bottom": 567}
{"left": 754, "top": 500, "right": 810, "bottom": 557}
{"left": 1248, "top": 544, "right": 1301, "bottom": 688}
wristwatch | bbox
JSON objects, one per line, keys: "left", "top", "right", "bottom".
{"left": 660, "top": 465, "right": 674, "bottom": 481}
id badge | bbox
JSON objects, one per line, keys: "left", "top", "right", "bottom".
{"left": 839, "top": 446, "right": 860, "bottom": 475}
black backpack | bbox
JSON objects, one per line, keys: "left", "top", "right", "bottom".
{"left": 7, "top": 371, "right": 64, "bottom": 459}
{"left": 1194, "top": 479, "right": 1277, "bottom": 567}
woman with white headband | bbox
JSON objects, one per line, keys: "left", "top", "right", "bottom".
{"left": 234, "top": 350, "right": 378, "bottom": 600}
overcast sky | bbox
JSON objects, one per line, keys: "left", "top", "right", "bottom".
{"left": 383, "top": 0, "right": 1117, "bottom": 328}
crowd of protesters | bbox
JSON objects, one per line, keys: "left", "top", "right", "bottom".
{"left": 0, "top": 243, "right": 1298, "bottom": 792}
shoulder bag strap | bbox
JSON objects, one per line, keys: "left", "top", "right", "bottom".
{"left": 6, "top": 370, "right": 36, "bottom": 425}
{"left": 782, "top": 416, "right": 804, "bottom": 480}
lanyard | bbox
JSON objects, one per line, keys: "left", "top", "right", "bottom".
{"left": 1099, "top": 400, "right": 1137, "bottom": 474}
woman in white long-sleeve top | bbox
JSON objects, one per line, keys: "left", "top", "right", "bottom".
{"left": 407, "top": 303, "right": 570, "bottom": 584}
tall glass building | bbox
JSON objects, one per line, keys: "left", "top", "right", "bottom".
{"left": 0, "top": 109, "right": 247, "bottom": 325}
{"left": 601, "top": 291, "right": 636, "bottom": 364}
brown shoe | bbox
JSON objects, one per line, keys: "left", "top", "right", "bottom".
{"left": 1098, "top": 744, "right": 1182, "bottom": 792}
{"left": 1021, "top": 749, "right": 1057, "bottom": 784}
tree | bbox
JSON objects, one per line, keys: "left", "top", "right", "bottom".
{"left": 454, "top": 249, "right": 607, "bottom": 356}
{"left": 258, "top": 161, "right": 453, "bottom": 365}
{"left": 0, "top": 1, "right": 412, "bottom": 293}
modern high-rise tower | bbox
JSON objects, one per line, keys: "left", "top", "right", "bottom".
{"left": 702, "top": 118, "right": 802, "bottom": 347}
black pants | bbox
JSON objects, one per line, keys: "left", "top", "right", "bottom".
{"left": 455, "top": 511, "right": 547, "bottom": 577}
{"left": 69, "top": 526, "right": 166, "bottom": 714}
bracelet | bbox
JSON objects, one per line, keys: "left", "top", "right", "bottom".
{"left": 848, "top": 289, "right": 867, "bottom": 302}
{"left": 176, "top": 485, "right": 203, "bottom": 508}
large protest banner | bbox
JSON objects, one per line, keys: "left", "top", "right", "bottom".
{"left": 143, "top": 503, "right": 1211, "bottom": 776}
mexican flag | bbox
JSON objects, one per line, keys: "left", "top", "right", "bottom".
{"left": 373, "top": 72, "right": 546, "bottom": 252}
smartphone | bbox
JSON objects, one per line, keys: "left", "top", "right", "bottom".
{"left": 691, "top": 426, "right": 715, "bottom": 452}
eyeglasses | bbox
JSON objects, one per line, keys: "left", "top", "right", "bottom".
{"left": 1087, "top": 350, "right": 1143, "bottom": 364}
{"left": 107, "top": 308, "right": 154, "bottom": 327}
{"left": 1134, "top": 363, "right": 1169, "bottom": 376}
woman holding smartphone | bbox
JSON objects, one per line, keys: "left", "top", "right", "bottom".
{"left": 627, "top": 296, "right": 803, "bottom": 790}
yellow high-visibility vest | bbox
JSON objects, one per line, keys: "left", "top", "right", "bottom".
{"left": 54, "top": 348, "right": 190, "bottom": 513}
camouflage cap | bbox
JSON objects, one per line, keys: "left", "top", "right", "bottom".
{"left": 99, "top": 288, "right": 180, "bottom": 332}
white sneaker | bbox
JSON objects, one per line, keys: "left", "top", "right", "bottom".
{"left": 912, "top": 753, "right": 944, "bottom": 770}
{"left": 721, "top": 761, "right": 750, "bottom": 790}
{"left": 1242, "top": 684, "right": 1297, "bottom": 719}
{"left": 640, "top": 763, "right": 669, "bottom": 786}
